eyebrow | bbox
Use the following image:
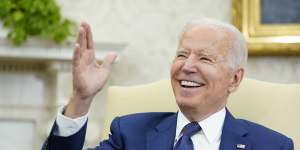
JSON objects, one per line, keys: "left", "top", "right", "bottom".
{"left": 177, "top": 48, "right": 186, "bottom": 52}
{"left": 178, "top": 48, "right": 212, "bottom": 55}
{"left": 176, "top": 49, "right": 188, "bottom": 53}
{"left": 176, "top": 49, "right": 189, "bottom": 54}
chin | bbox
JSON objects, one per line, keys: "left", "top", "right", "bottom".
{"left": 175, "top": 96, "right": 199, "bottom": 109}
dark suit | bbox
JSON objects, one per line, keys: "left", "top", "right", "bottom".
{"left": 42, "top": 109, "right": 294, "bottom": 150}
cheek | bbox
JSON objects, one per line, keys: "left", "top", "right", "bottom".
{"left": 201, "top": 66, "right": 230, "bottom": 86}
{"left": 170, "top": 61, "right": 182, "bottom": 76}
{"left": 211, "top": 70, "right": 232, "bottom": 91}
{"left": 197, "top": 64, "right": 218, "bottom": 80}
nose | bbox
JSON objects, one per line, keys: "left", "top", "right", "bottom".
{"left": 182, "top": 55, "right": 197, "bottom": 73}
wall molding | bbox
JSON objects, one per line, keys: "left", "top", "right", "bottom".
{"left": 0, "top": 37, "right": 126, "bottom": 149}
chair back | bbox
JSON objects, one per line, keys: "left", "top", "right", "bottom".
{"left": 103, "top": 78, "right": 300, "bottom": 148}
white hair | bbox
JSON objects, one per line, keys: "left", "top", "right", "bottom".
{"left": 179, "top": 19, "right": 248, "bottom": 70}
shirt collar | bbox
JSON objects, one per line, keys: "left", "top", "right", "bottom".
{"left": 176, "top": 108, "right": 226, "bottom": 143}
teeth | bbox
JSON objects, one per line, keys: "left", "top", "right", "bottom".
{"left": 180, "top": 80, "right": 202, "bottom": 87}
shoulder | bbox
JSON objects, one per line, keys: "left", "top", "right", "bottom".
{"left": 236, "top": 118, "right": 293, "bottom": 147}
{"left": 237, "top": 119, "right": 289, "bottom": 139}
{"left": 112, "top": 112, "right": 176, "bottom": 128}
{"left": 119, "top": 112, "right": 176, "bottom": 121}
{"left": 108, "top": 112, "right": 176, "bottom": 142}
{"left": 99, "top": 112, "right": 177, "bottom": 149}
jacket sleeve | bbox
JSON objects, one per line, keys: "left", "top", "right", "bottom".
{"left": 280, "top": 138, "right": 294, "bottom": 150}
{"left": 87, "top": 117, "right": 124, "bottom": 150}
{"left": 41, "top": 120, "right": 87, "bottom": 150}
{"left": 42, "top": 117, "right": 124, "bottom": 150}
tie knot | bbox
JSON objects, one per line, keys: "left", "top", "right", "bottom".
{"left": 181, "top": 122, "right": 201, "bottom": 137}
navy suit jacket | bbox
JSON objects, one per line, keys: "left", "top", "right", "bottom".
{"left": 42, "top": 109, "right": 294, "bottom": 150}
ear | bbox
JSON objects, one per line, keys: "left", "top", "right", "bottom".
{"left": 228, "top": 68, "right": 244, "bottom": 93}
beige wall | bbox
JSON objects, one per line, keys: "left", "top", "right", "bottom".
{"left": 247, "top": 56, "right": 300, "bottom": 83}
{"left": 58, "top": 0, "right": 231, "bottom": 85}
{"left": 58, "top": 0, "right": 300, "bottom": 85}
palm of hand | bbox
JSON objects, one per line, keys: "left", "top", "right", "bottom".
{"left": 72, "top": 22, "right": 117, "bottom": 101}
{"left": 73, "top": 53, "right": 108, "bottom": 100}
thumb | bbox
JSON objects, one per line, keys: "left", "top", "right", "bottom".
{"left": 102, "top": 52, "right": 118, "bottom": 70}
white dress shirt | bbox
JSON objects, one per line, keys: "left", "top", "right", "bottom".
{"left": 55, "top": 107, "right": 226, "bottom": 150}
{"left": 55, "top": 107, "right": 88, "bottom": 137}
{"left": 175, "top": 108, "right": 226, "bottom": 150}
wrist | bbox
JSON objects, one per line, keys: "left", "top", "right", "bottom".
{"left": 64, "top": 94, "right": 93, "bottom": 118}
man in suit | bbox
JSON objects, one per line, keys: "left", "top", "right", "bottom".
{"left": 42, "top": 19, "right": 294, "bottom": 150}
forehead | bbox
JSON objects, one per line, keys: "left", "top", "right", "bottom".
{"left": 179, "top": 26, "right": 233, "bottom": 55}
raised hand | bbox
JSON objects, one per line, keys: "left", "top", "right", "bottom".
{"left": 65, "top": 22, "right": 117, "bottom": 118}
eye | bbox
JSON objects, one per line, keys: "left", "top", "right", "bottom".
{"left": 200, "top": 56, "right": 212, "bottom": 62}
{"left": 177, "top": 54, "right": 186, "bottom": 58}
{"left": 176, "top": 53, "right": 188, "bottom": 59}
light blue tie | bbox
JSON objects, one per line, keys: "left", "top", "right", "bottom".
{"left": 174, "top": 122, "right": 202, "bottom": 150}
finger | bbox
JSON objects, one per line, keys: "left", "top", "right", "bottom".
{"left": 102, "top": 52, "right": 118, "bottom": 70}
{"left": 80, "top": 24, "right": 88, "bottom": 50}
{"left": 75, "top": 27, "right": 85, "bottom": 57}
{"left": 76, "top": 27, "right": 83, "bottom": 49}
{"left": 72, "top": 44, "right": 81, "bottom": 67}
{"left": 77, "top": 25, "right": 87, "bottom": 50}
{"left": 82, "top": 22, "right": 94, "bottom": 49}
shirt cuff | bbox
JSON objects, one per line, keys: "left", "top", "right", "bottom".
{"left": 55, "top": 106, "right": 88, "bottom": 137}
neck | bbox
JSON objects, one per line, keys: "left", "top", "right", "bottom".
{"left": 179, "top": 105, "right": 225, "bottom": 122}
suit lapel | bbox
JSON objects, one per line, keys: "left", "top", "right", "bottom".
{"left": 146, "top": 109, "right": 253, "bottom": 150}
{"left": 146, "top": 113, "right": 177, "bottom": 150}
{"left": 220, "top": 109, "right": 252, "bottom": 150}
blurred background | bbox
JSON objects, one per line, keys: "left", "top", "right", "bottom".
{"left": 0, "top": 0, "right": 299, "bottom": 149}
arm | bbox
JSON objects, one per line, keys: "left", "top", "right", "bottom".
{"left": 88, "top": 117, "right": 124, "bottom": 150}
{"left": 42, "top": 120, "right": 88, "bottom": 150}
{"left": 42, "top": 22, "right": 117, "bottom": 150}
{"left": 43, "top": 117, "right": 123, "bottom": 150}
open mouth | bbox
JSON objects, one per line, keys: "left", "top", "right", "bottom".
{"left": 179, "top": 80, "right": 205, "bottom": 88}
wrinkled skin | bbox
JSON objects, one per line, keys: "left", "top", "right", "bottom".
{"left": 170, "top": 26, "right": 244, "bottom": 121}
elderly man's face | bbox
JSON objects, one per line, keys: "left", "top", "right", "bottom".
{"left": 171, "top": 26, "right": 240, "bottom": 116}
